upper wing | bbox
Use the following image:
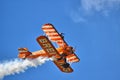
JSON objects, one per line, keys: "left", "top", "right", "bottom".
{"left": 42, "top": 23, "right": 68, "bottom": 47}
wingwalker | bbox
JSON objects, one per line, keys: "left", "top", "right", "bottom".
{"left": 18, "top": 23, "right": 80, "bottom": 73}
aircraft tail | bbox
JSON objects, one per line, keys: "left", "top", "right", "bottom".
{"left": 18, "top": 48, "right": 32, "bottom": 59}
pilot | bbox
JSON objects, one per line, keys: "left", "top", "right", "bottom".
{"left": 60, "top": 33, "right": 64, "bottom": 39}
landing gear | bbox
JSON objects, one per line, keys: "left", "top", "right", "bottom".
{"left": 57, "top": 53, "right": 70, "bottom": 68}
{"left": 57, "top": 53, "right": 67, "bottom": 61}
{"left": 62, "top": 63, "right": 70, "bottom": 68}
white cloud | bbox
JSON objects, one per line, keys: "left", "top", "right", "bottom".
{"left": 70, "top": 11, "right": 86, "bottom": 23}
{"left": 81, "top": 0, "right": 120, "bottom": 13}
{"left": 70, "top": 0, "right": 120, "bottom": 23}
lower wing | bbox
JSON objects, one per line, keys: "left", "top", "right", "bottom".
{"left": 53, "top": 59, "right": 73, "bottom": 73}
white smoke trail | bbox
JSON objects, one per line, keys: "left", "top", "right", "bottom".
{"left": 0, "top": 57, "right": 53, "bottom": 79}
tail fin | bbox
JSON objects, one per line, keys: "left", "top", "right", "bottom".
{"left": 18, "top": 48, "right": 28, "bottom": 52}
{"left": 18, "top": 48, "right": 31, "bottom": 59}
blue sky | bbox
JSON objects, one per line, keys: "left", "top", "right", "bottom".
{"left": 0, "top": 0, "right": 120, "bottom": 80}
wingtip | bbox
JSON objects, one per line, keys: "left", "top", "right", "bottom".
{"left": 43, "top": 23, "right": 53, "bottom": 26}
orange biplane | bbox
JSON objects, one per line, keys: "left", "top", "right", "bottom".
{"left": 18, "top": 23, "right": 80, "bottom": 73}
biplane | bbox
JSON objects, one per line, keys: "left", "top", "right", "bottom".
{"left": 18, "top": 23, "right": 80, "bottom": 73}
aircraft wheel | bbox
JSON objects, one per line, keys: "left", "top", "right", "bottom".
{"left": 62, "top": 63, "right": 70, "bottom": 68}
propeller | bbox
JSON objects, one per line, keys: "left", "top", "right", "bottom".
{"left": 73, "top": 46, "right": 77, "bottom": 52}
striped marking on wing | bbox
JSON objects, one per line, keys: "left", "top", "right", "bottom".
{"left": 66, "top": 54, "right": 80, "bottom": 63}
{"left": 42, "top": 23, "right": 67, "bottom": 47}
